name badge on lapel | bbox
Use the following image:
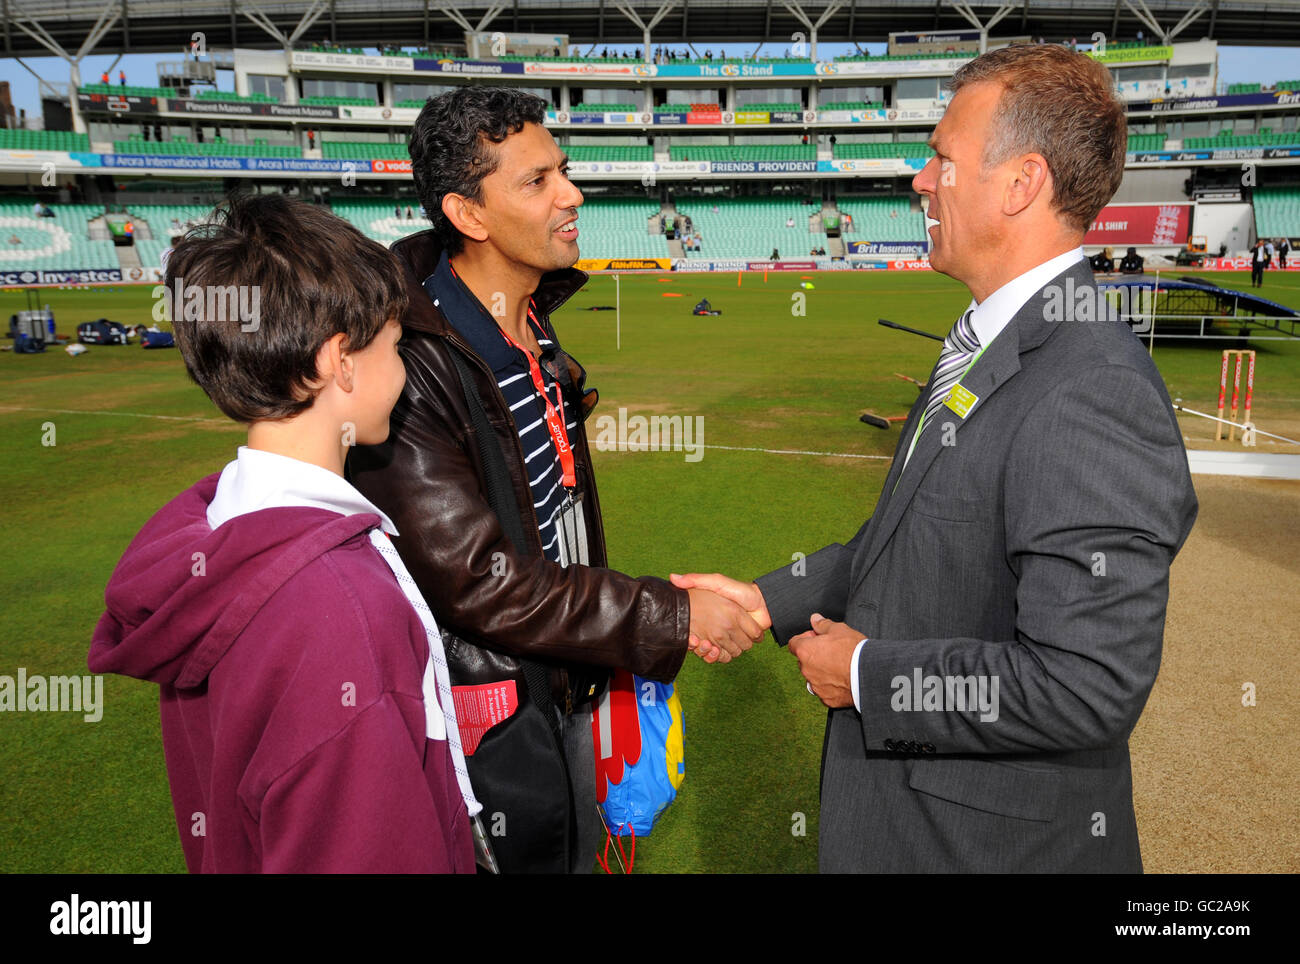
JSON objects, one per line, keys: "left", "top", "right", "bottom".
{"left": 943, "top": 383, "right": 979, "bottom": 419}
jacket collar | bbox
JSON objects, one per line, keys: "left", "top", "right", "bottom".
{"left": 849, "top": 258, "right": 1097, "bottom": 589}
{"left": 390, "top": 228, "right": 589, "bottom": 339}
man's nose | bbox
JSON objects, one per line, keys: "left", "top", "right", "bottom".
{"left": 560, "top": 179, "right": 584, "bottom": 211}
{"left": 912, "top": 156, "right": 939, "bottom": 196}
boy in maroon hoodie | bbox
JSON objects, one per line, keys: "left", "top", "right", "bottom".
{"left": 90, "top": 194, "right": 476, "bottom": 873}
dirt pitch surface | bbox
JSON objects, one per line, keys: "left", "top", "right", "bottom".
{"left": 1135, "top": 473, "right": 1300, "bottom": 872}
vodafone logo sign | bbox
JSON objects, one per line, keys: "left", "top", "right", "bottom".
{"left": 371, "top": 158, "right": 412, "bottom": 173}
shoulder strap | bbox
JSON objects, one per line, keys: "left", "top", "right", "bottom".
{"left": 446, "top": 345, "right": 564, "bottom": 744}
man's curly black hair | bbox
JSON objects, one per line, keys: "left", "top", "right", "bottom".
{"left": 408, "top": 86, "right": 550, "bottom": 256}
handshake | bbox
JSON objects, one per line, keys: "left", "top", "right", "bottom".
{"left": 673, "top": 571, "right": 862, "bottom": 709}
{"left": 673, "top": 572, "right": 770, "bottom": 664}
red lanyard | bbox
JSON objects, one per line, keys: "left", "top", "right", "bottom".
{"left": 499, "top": 307, "right": 576, "bottom": 489}
{"left": 447, "top": 260, "right": 576, "bottom": 487}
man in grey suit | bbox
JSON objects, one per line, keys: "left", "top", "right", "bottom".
{"left": 675, "top": 44, "right": 1198, "bottom": 872}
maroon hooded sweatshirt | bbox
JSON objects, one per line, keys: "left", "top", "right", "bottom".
{"left": 90, "top": 473, "right": 475, "bottom": 873}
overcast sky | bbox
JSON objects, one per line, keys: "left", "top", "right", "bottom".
{"left": 2, "top": 41, "right": 1297, "bottom": 122}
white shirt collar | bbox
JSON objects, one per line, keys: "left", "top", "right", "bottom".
{"left": 207, "top": 446, "right": 398, "bottom": 535}
{"left": 963, "top": 247, "right": 1086, "bottom": 349}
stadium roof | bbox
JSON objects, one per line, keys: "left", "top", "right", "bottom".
{"left": 6, "top": 0, "right": 1300, "bottom": 60}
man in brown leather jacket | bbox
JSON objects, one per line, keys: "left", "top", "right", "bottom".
{"left": 348, "top": 86, "right": 761, "bottom": 873}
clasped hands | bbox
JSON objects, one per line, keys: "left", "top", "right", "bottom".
{"left": 671, "top": 572, "right": 861, "bottom": 707}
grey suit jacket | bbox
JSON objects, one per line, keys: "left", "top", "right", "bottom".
{"left": 756, "top": 260, "right": 1197, "bottom": 873}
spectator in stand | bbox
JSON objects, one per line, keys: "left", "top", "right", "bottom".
{"left": 9, "top": 233, "right": 22, "bottom": 246}
{"left": 1264, "top": 238, "right": 1275, "bottom": 266}
{"left": 771, "top": 248, "right": 780, "bottom": 259}
{"left": 101, "top": 71, "right": 110, "bottom": 85}
{"left": 1280, "top": 238, "right": 1290, "bottom": 268}
{"left": 119, "top": 70, "right": 126, "bottom": 87}
{"left": 1250, "top": 239, "right": 1267, "bottom": 287}
{"left": 394, "top": 204, "right": 401, "bottom": 218}
{"left": 406, "top": 206, "right": 414, "bottom": 220}
{"left": 786, "top": 216, "right": 795, "bottom": 227}
{"left": 307, "top": 130, "right": 316, "bottom": 150}
{"left": 1119, "top": 246, "right": 1145, "bottom": 274}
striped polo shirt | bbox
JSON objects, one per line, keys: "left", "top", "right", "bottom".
{"left": 423, "top": 249, "right": 577, "bottom": 563}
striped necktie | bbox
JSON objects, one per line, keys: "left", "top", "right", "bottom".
{"left": 902, "top": 309, "right": 981, "bottom": 470}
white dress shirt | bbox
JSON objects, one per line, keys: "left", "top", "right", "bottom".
{"left": 849, "top": 248, "right": 1086, "bottom": 712}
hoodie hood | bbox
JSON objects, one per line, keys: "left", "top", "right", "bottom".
{"left": 90, "top": 473, "right": 379, "bottom": 689}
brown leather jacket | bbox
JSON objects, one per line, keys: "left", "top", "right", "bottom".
{"left": 348, "top": 230, "right": 689, "bottom": 708}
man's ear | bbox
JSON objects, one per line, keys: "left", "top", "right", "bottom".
{"left": 441, "top": 192, "right": 490, "bottom": 244}
{"left": 1003, "top": 152, "right": 1051, "bottom": 218}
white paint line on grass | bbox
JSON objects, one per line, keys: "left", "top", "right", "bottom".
{"left": 0, "top": 405, "right": 230, "bottom": 424}
{"left": 0, "top": 407, "right": 890, "bottom": 460}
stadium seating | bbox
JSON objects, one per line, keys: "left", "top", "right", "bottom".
{"left": 669, "top": 144, "right": 816, "bottom": 162}
{"left": 0, "top": 129, "right": 91, "bottom": 152}
{"left": 113, "top": 134, "right": 300, "bottom": 158}
{"left": 818, "top": 101, "right": 885, "bottom": 111}
{"left": 571, "top": 103, "right": 639, "bottom": 113}
{"left": 194, "top": 90, "right": 277, "bottom": 103}
{"left": 1227, "top": 83, "right": 1262, "bottom": 95}
{"left": 736, "top": 102, "right": 802, "bottom": 112}
{"left": 395, "top": 99, "right": 427, "bottom": 108}
{"left": 332, "top": 196, "right": 670, "bottom": 259}
{"left": 835, "top": 198, "right": 926, "bottom": 242}
{"left": 834, "top": 52, "right": 978, "bottom": 62}
{"left": 300, "top": 95, "right": 377, "bottom": 107}
{"left": 566, "top": 145, "right": 653, "bottom": 162}
{"left": 322, "top": 141, "right": 408, "bottom": 160}
{"left": 654, "top": 103, "right": 722, "bottom": 113}
{"left": 834, "top": 142, "right": 934, "bottom": 159}
{"left": 1184, "top": 131, "right": 1300, "bottom": 149}
{"left": 80, "top": 83, "right": 172, "bottom": 98}
{"left": 1127, "top": 133, "right": 1168, "bottom": 151}
{"left": 565, "top": 198, "right": 670, "bottom": 258}
{"left": 0, "top": 201, "right": 120, "bottom": 271}
{"left": 674, "top": 198, "right": 820, "bottom": 259}
{"left": 330, "top": 199, "right": 426, "bottom": 245}
{"left": 1254, "top": 188, "right": 1300, "bottom": 238}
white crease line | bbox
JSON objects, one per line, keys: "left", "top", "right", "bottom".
{"left": 601, "top": 441, "right": 890, "bottom": 460}
{"left": 0, "top": 405, "right": 230, "bottom": 424}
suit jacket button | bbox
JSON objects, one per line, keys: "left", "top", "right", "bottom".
{"left": 883, "top": 739, "right": 896, "bottom": 751}
{"left": 923, "top": 742, "right": 936, "bottom": 753}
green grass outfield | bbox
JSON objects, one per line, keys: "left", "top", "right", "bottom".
{"left": 2, "top": 269, "right": 1298, "bottom": 873}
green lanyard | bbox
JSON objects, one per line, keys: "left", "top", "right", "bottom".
{"left": 894, "top": 342, "right": 988, "bottom": 494}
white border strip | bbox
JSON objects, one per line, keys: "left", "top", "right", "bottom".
{"left": 1186, "top": 450, "right": 1300, "bottom": 480}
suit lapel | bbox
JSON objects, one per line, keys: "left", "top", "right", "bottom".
{"left": 851, "top": 302, "right": 1032, "bottom": 592}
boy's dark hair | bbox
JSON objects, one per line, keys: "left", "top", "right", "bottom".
{"left": 165, "top": 193, "right": 408, "bottom": 423}
{"left": 408, "top": 86, "right": 549, "bottom": 256}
